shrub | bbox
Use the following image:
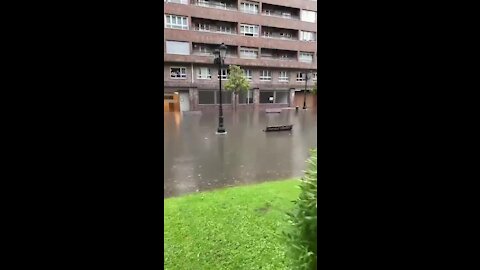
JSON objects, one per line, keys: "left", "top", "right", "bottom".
{"left": 284, "top": 149, "right": 317, "bottom": 269}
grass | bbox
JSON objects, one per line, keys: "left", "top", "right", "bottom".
{"left": 164, "top": 179, "right": 300, "bottom": 270}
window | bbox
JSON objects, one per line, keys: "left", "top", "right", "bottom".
{"left": 259, "top": 91, "right": 274, "bottom": 103}
{"left": 166, "top": 0, "right": 188, "bottom": 4}
{"left": 165, "top": 15, "right": 188, "bottom": 30}
{"left": 217, "top": 68, "right": 228, "bottom": 80}
{"left": 241, "top": 2, "right": 259, "bottom": 14}
{"left": 296, "top": 72, "right": 305, "bottom": 82}
{"left": 279, "top": 71, "right": 289, "bottom": 82}
{"left": 196, "top": 23, "right": 211, "bottom": 31}
{"left": 260, "top": 70, "right": 272, "bottom": 81}
{"left": 301, "top": 31, "right": 316, "bottom": 42}
{"left": 280, "top": 54, "right": 290, "bottom": 60}
{"left": 218, "top": 25, "right": 232, "bottom": 33}
{"left": 243, "top": 69, "right": 252, "bottom": 81}
{"left": 170, "top": 67, "right": 187, "bottom": 79}
{"left": 264, "top": 10, "right": 272, "bottom": 15}
{"left": 299, "top": 52, "right": 314, "bottom": 63}
{"left": 300, "top": 10, "right": 316, "bottom": 23}
{"left": 312, "top": 72, "right": 317, "bottom": 81}
{"left": 275, "top": 91, "right": 289, "bottom": 104}
{"left": 239, "top": 90, "right": 253, "bottom": 104}
{"left": 240, "top": 48, "right": 258, "bottom": 59}
{"left": 199, "top": 91, "right": 215, "bottom": 104}
{"left": 240, "top": 24, "right": 259, "bottom": 36}
{"left": 197, "top": 67, "right": 212, "bottom": 79}
{"left": 281, "top": 11, "right": 291, "bottom": 18}
{"left": 165, "top": 41, "right": 190, "bottom": 55}
{"left": 216, "top": 91, "right": 232, "bottom": 104}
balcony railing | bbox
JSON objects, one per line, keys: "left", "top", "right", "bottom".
{"left": 261, "top": 12, "right": 300, "bottom": 20}
{"left": 194, "top": 0, "right": 237, "bottom": 11}
{"left": 261, "top": 55, "right": 297, "bottom": 61}
{"left": 193, "top": 27, "right": 236, "bottom": 35}
{"left": 262, "top": 33, "right": 297, "bottom": 41}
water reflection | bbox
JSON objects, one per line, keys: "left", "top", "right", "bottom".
{"left": 164, "top": 109, "right": 317, "bottom": 198}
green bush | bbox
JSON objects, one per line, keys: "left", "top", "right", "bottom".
{"left": 284, "top": 149, "right": 317, "bottom": 270}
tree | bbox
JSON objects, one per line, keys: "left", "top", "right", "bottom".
{"left": 312, "top": 81, "right": 317, "bottom": 95}
{"left": 225, "top": 65, "right": 250, "bottom": 110}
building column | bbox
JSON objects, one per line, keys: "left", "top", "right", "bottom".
{"left": 289, "top": 88, "right": 296, "bottom": 107}
{"left": 253, "top": 88, "right": 260, "bottom": 106}
{"left": 189, "top": 87, "right": 198, "bottom": 111}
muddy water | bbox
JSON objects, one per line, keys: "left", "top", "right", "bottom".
{"left": 164, "top": 108, "right": 317, "bottom": 198}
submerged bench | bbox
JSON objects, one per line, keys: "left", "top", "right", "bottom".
{"left": 263, "top": 124, "right": 293, "bottom": 132}
{"left": 265, "top": 109, "right": 282, "bottom": 113}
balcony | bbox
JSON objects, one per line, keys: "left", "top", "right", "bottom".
{"left": 191, "top": 18, "right": 237, "bottom": 35}
{"left": 192, "top": 43, "right": 238, "bottom": 57}
{"left": 191, "top": 0, "right": 237, "bottom": 11}
{"left": 261, "top": 26, "right": 298, "bottom": 41}
{"left": 260, "top": 48, "right": 297, "bottom": 61}
{"left": 261, "top": 3, "right": 300, "bottom": 20}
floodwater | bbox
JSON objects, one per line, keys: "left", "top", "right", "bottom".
{"left": 164, "top": 108, "right": 317, "bottom": 198}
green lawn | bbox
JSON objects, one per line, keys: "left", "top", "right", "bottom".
{"left": 164, "top": 179, "right": 300, "bottom": 270}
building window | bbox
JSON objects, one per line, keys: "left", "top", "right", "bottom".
{"left": 312, "top": 72, "right": 317, "bottom": 81}
{"left": 217, "top": 68, "right": 228, "bottom": 80}
{"left": 165, "top": 15, "right": 189, "bottom": 30}
{"left": 243, "top": 69, "right": 252, "bottom": 81}
{"left": 296, "top": 72, "right": 306, "bottom": 82}
{"left": 260, "top": 70, "right": 272, "bottom": 81}
{"left": 239, "top": 90, "right": 254, "bottom": 104}
{"left": 275, "top": 91, "right": 289, "bottom": 104}
{"left": 279, "top": 71, "right": 289, "bottom": 82}
{"left": 198, "top": 91, "right": 215, "bottom": 104}
{"left": 240, "top": 2, "right": 259, "bottom": 14}
{"left": 281, "top": 11, "right": 291, "bottom": 18}
{"left": 216, "top": 91, "right": 232, "bottom": 104}
{"left": 166, "top": 0, "right": 188, "bottom": 4}
{"left": 259, "top": 91, "right": 274, "bottom": 103}
{"left": 300, "top": 10, "right": 316, "bottom": 23}
{"left": 165, "top": 41, "right": 190, "bottom": 55}
{"left": 240, "top": 24, "right": 259, "bottom": 37}
{"left": 240, "top": 48, "right": 258, "bottom": 59}
{"left": 264, "top": 9, "right": 272, "bottom": 15}
{"left": 197, "top": 67, "right": 212, "bottom": 79}
{"left": 196, "top": 23, "right": 211, "bottom": 31}
{"left": 301, "top": 31, "right": 316, "bottom": 42}
{"left": 260, "top": 90, "right": 288, "bottom": 104}
{"left": 170, "top": 67, "right": 187, "bottom": 79}
{"left": 218, "top": 25, "right": 232, "bottom": 33}
{"left": 299, "top": 52, "right": 314, "bottom": 63}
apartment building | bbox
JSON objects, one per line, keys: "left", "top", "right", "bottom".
{"left": 164, "top": 0, "right": 317, "bottom": 112}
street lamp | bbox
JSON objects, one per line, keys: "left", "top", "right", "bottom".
{"left": 214, "top": 43, "right": 227, "bottom": 134}
{"left": 303, "top": 71, "right": 311, "bottom": 109}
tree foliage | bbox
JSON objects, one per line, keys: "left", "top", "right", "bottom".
{"left": 312, "top": 81, "right": 317, "bottom": 95}
{"left": 284, "top": 149, "right": 317, "bottom": 270}
{"left": 225, "top": 65, "right": 250, "bottom": 95}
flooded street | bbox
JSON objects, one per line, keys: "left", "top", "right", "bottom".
{"left": 164, "top": 108, "right": 317, "bottom": 198}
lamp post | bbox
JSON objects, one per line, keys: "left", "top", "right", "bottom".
{"left": 303, "top": 71, "right": 311, "bottom": 110}
{"left": 214, "top": 43, "right": 227, "bottom": 134}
